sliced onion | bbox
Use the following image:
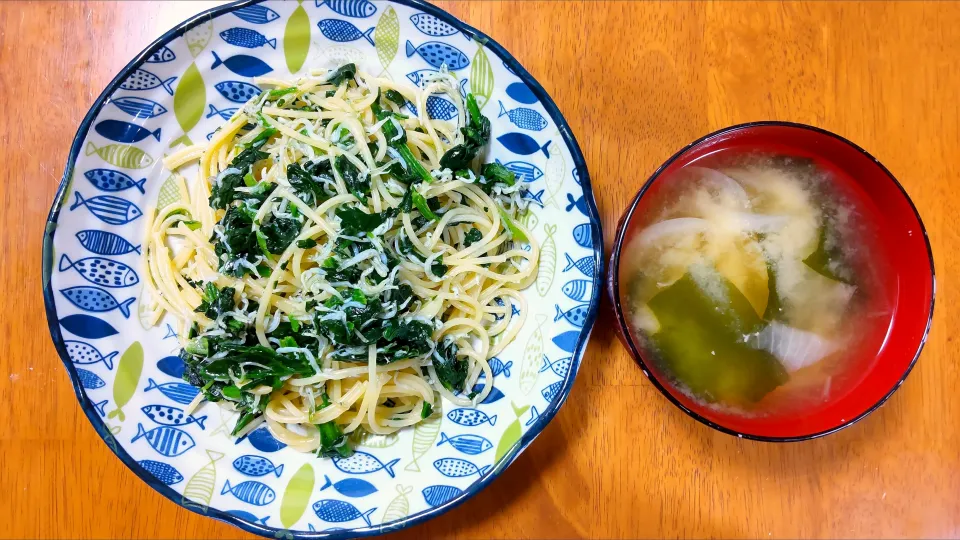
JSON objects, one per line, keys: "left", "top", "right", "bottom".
{"left": 635, "top": 217, "right": 709, "bottom": 248}
{"left": 744, "top": 321, "right": 837, "bottom": 373}
{"left": 686, "top": 166, "right": 751, "bottom": 208}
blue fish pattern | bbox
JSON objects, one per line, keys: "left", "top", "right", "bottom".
{"left": 489, "top": 357, "right": 513, "bottom": 378}
{"left": 542, "top": 380, "right": 563, "bottom": 402}
{"left": 215, "top": 81, "right": 262, "bottom": 103}
{"left": 93, "top": 399, "right": 109, "bottom": 417}
{"left": 573, "top": 167, "right": 581, "bottom": 185}
{"left": 212, "top": 51, "right": 273, "bottom": 77}
{"left": 206, "top": 131, "right": 216, "bottom": 141}
{"left": 83, "top": 169, "right": 147, "bottom": 194}
{"left": 139, "top": 459, "right": 184, "bottom": 485}
{"left": 552, "top": 331, "right": 580, "bottom": 354}
{"left": 573, "top": 223, "right": 592, "bottom": 248}
{"left": 226, "top": 510, "right": 269, "bottom": 525}
{"left": 233, "top": 455, "right": 284, "bottom": 478}
{"left": 521, "top": 188, "right": 545, "bottom": 208}
{"left": 471, "top": 382, "right": 505, "bottom": 404}
{"left": 425, "top": 95, "right": 457, "bottom": 120}
{"left": 95, "top": 119, "right": 161, "bottom": 144}
{"left": 437, "top": 432, "right": 493, "bottom": 455}
{"left": 65, "top": 340, "right": 116, "bottom": 370}
{"left": 540, "top": 355, "right": 573, "bottom": 378}
{"left": 69, "top": 192, "right": 143, "bottom": 226}
{"left": 332, "top": 451, "right": 399, "bottom": 477}
{"left": 553, "top": 303, "right": 589, "bottom": 328}
{"left": 131, "top": 423, "right": 195, "bottom": 457}
{"left": 76, "top": 230, "right": 140, "bottom": 256}
{"left": 109, "top": 96, "right": 167, "bottom": 119}
{"left": 238, "top": 426, "right": 288, "bottom": 453}
{"left": 221, "top": 479, "right": 277, "bottom": 506}
{"left": 506, "top": 81, "right": 538, "bottom": 104}
{"left": 433, "top": 458, "right": 490, "bottom": 478}
{"left": 405, "top": 40, "right": 469, "bottom": 70}
{"left": 562, "top": 279, "right": 593, "bottom": 302}
{"left": 207, "top": 104, "right": 239, "bottom": 120}
{"left": 498, "top": 101, "right": 548, "bottom": 131}
{"left": 156, "top": 355, "right": 185, "bottom": 378}
{"left": 422, "top": 485, "right": 462, "bottom": 507}
{"left": 76, "top": 367, "right": 106, "bottom": 389}
{"left": 405, "top": 95, "right": 458, "bottom": 121}
{"left": 409, "top": 13, "right": 458, "bottom": 36}
{"left": 121, "top": 68, "right": 176, "bottom": 95}
{"left": 318, "top": 19, "right": 375, "bottom": 45}
{"left": 220, "top": 27, "right": 277, "bottom": 49}
{"left": 233, "top": 4, "right": 280, "bottom": 24}
{"left": 495, "top": 159, "right": 543, "bottom": 184}
{"left": 497, "top": 133, "right": 551, "bottom": 157}
{"left": 163, "top": 324, "right": 178, "bottom": 340}
{"left": 447, "top": 408, "right": 497, "bottom": 427}
{"left": 60, "top": 314, "right": 119, "bottom": 339}
{"left": 405, "top": 69, "right": 439, "bottom": 87}
{"left": 526, "top": 406, "right": 541, "bottom": 426}
{"left": 565, "top": 192, "right": 588, "bottom": 215}
{"left": 146, "top": 45, "right": 176, "bottom": 63}
{"left": 60, "top": 286, "right": 135, "bottom": 318}
{"left": 141, "top": 404, "right": 207, "bottom": 429}
{"left": 319, "top": 475, "right": 378, "bottom": 498}
{"left": 58, "top": 254, "right": 139, "bottom": 288}
{"left": 317, "top": 0, "right": 377, "bottom": 18}
{"left": 144, "top": 378, "right": 200, "bottom": 405}
{"left": 563, "top": 253, "right": 595, "bottom": 276}
{"left": 312, "top": 500, "right": 376, "bottom": 526}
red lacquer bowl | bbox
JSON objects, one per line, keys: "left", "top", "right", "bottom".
{"left": 608, "top": 122, "right": 935, "bottom": 441}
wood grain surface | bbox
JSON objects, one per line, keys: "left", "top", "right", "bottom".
{"left": 3, "top": 1, "right": 958, "bottom": 538}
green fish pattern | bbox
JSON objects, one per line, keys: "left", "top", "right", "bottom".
{"left": 280, "top": 462, "right": 315, "bottom": 528}
{"left": 107, "top": 341, "right": 143, "bottom": 422}
{"left": 156, "top": 175, "right": 182, "bottom": 212}
{"left": 543, "top": 141, "right": 566, "bottom": 208}
{"left": 536, "top": 223, "right": 558, "bottom": 296}
{"left": 519, "top": 207, "right": 539, "bottom": 231}
{"left": 470, "top": 42, "right": 494, "bottom": 110}
{"left": 284, "top": 1, "right": 311, "bottom": 74}
{"left": 381, "top": 485, "right": 413, "bottom": 524}
{"left": 519, "top": 314, "right": 547, "bottom": 394}
{"left": 375, "top": 6, "right": 400, "bottom": 70}
{"left": 182, "top": 450, "right": 224, "bottom": 512}
{"left": 185, "top": 19, "right": 213, "bottom": 58}
{"left": 494, "top": 402, "right": 531, "bottom": 462}
{"left": 85, "top": 142, "right": 153, "bottom": 169}
{"left": 172, "top": 62, "right": 206, "bottom": 149}
{"left": 137, "top": 287, "right": 157, "bottom": 331}
{"left": 349, "top": 427, "right": 399, "bottom": 448}
{"left": 404, "top": 406, "right": 442, "bottom": 472}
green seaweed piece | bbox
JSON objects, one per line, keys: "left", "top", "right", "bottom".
{"left": 803, "top": 225, "right": 850, "bottom": 284}
{"left": 647, "top": 267, "right": 787, "bottom": 405}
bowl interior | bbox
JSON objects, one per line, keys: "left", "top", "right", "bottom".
{"left": 613, "top": 123, "right": 933, "bottom": 440}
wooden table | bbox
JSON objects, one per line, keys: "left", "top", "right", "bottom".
{"left": 4, "top": 1, "right": 958, "bottom": 538}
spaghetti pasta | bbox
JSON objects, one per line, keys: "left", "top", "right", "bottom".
{"left": 143, "top": 64, "right": 539, "bottom": 456}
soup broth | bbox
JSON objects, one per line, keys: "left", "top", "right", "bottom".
{"left": 621, "top": 152, "right": 893, "bottom": 417}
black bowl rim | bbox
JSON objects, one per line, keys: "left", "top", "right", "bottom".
{"left": 40, "top": 0, "right": 604, "bottom": 537}
{"left": 608, "top": 120, "right": 935, "bottom": 443}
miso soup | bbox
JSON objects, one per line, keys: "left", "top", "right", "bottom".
{"left": 621, "top": 153, "right": 893, "bottom": 416}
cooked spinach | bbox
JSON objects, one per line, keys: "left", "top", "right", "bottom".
{"left": 334, "top": 154, "right": 370, "bottom": 202}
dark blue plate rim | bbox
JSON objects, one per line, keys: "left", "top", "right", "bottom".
{"left": 608, "top": 120, "right": 935, "bottom": 442}
{"left": 40, "top": 0, "right": 603, "bottom": 537}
